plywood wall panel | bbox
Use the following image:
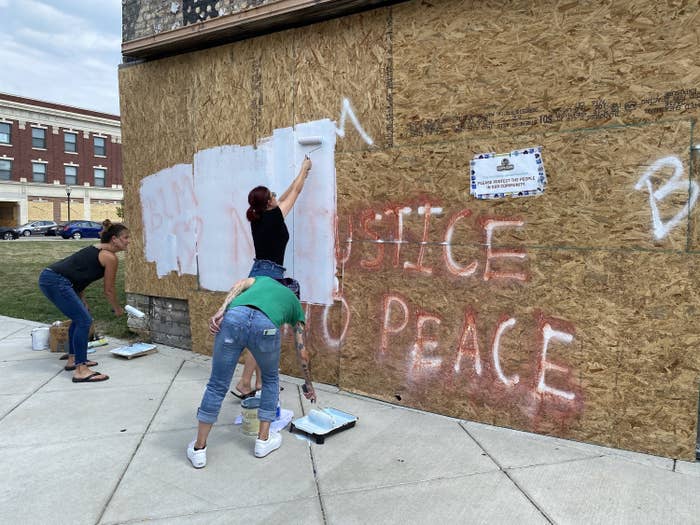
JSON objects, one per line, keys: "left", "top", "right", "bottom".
{"left": 120, "top": 57, "right": 199, "bottom": 299}
{"left": 337, "top": 244, "right": 699, "bottom": 457}
{"left": 258, "top": 30, "right": 295, "bottom": 139}
{"left": 392, "top": 1, "right": 700, "bottom": 145}
{"left": 191, "top": 43, "right": 257, "bottom": 152}
{"left": 294, "top": 10, "right": 389, "bottom": 151}
{"left": 187, "top": 291, "right": 226, "bottom": 357}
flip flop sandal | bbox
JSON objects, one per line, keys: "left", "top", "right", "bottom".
{"left": 230, "top": 388, "right": 257, "bottom": 400}
{"left": 72, "top": 372, "right": 109, "bottom": 383}
{"left": 59, "top": 353, "right": 69, "bottom": 360}
{"left": 64, "top": 361, "right": 98, "bottom": 371}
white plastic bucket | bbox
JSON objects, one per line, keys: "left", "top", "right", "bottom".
{"left": 31, "top": 327, "right": 50, "bottom": 351}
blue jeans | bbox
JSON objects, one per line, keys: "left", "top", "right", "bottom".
{"left": 248, "top": 259, "right": 285, "bottom": 279}
{"left": 38, "top": 268, "right": 92, "bottom": 366}
{"left": 197, "top": 307, "right": 281, "bottom": 424}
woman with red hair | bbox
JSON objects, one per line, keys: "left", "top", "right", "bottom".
{"left": 231, "top": 157, "right": 312, "bottom": 399}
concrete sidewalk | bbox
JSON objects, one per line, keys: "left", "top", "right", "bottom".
{"left": 1, "top": 315, "right": 699, "bottom": 525}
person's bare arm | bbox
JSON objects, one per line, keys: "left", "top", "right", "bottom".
{"left": 209, "top": 277, "right": 255, "bottom": 334}
{"left": 294, "top": 322, "right": 316, "bottom": 402}
{"left": 278, "top": 158, "right": 312, "bottom": 217}
{"left": 100, "top": 251, "right": 123, "bottom": 316}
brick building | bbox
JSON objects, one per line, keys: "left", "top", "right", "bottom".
{"left": 0, "top": 92, "right": 123, "bottom": 227}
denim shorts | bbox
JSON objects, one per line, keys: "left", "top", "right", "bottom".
{"left": 248, "top": 259, "right": 286, "bottom": 279}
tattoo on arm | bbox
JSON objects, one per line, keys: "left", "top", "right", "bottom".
{"left": 294, "top": 323, "right": 312, "bottom": 383}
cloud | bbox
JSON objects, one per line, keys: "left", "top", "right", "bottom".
{"left": 0, "top": 0, "right": 122, "bottom": 114}
{"left": 16, "top": 27, "right": 121, "bottom": 54}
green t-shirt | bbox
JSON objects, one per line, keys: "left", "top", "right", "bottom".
{"left": 228, "top": 276, "right": 305, "bottom": 328}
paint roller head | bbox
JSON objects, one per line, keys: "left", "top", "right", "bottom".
{"left": 308, "top": 409, "right": 335, "bottom": 431}
{"left": 297, "top": 136, "right": 323, "bottom": 146}
{"left": 298, "top": 136, "right": 323, "bottom": 156}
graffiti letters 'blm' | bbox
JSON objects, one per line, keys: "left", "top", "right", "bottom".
{"left": 301, "top": 199, "right": 582, "bottom": 428}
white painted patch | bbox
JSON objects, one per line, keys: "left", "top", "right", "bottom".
{"left": 140, "top": 163, "right": 197, "bottom": 277}
{"left": 194, "top": 119, "right": 337, "bottom": 304}
{"left": 140, "top": 120, "right": 337, "bottom": 305}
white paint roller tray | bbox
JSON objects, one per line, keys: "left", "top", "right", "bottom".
{"left": 290, "top": 408, "right": 357, "bottom": 444}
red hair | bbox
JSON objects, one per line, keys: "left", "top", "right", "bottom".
{"left": 247, "top": 186, "right": 271, "bottom": 222}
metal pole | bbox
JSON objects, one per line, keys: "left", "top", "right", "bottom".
{"left": 66, "top": 185, "right": 71, "bottom": 223}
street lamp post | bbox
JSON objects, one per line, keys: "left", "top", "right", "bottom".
{"left": 65, "top": 185, "right": 71, "bottom": 223}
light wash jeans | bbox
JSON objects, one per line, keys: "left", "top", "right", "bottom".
{"left": 248, "top": 259, "right": 285, "bottom": 279}
{"left": 38, "top": 268, "right": 93, "bottom": 366}
{"left": 197, "top": 306, "right": 281, "bottom": 424}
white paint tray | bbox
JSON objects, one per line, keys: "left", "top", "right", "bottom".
{"left": 290, "top": 407, "right": 357, "bottom": 444}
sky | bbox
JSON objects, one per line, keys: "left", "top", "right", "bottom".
{"left": 0, "top": 0, "right": 123, "bottom": 115}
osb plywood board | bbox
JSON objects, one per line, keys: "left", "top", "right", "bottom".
{"left": 334, "top": 119, "right": 695, "bottom": 255}
{"left": 278, "top": 302, "right": 342, "bottom": 385}
{"left": 27, "top": 202, "right": 53, "bottom": 221}
{"left": 392, "top": 0, "right": 700, "bottom": 145}
{"left": 190, "top": 41, "right": 257, "bottom": 152}
{"left": 257, "top": 30, "right": 295, "bottom": 139}
{"left": 336, "top": 245, "right": 699, "bottom": 458}
{"left": 293, "top": 9, "right": 389, "bottom": 152}
{"left": 120, "top": 57, "right": 198, "bottom": 298}
{"left": 687, "top": 145, "right": 700, "bottom": 251}
{"left": 187, "top": 291, "right": 226, "bottom": 357}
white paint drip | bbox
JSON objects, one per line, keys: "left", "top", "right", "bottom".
{"left": 634, "top": 156, "right": 699, "bottom": 240}
{"left": 335, "top": 98, "right": 374, "bottom": 145}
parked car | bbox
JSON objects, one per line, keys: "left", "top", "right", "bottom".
{"left": 59, "top": 220, "right": 103, "bottom": 239}
{"left": 44, "top": 221, "right": 68, "bottom": 236}
{"left": 15, "top": 220, "right": 58, "bottom": 237}
{"left": 0, "top": 226, "right": 19, "bottom": 240}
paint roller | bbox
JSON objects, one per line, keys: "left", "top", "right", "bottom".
{"left": 308, "top": 408, "right": 336, "bottom": 431}
{"left": 298, "top": 136, "right": 323, "bottom": 156}
{"left": 124, "top": 305, "right": 146, "bottom": 318}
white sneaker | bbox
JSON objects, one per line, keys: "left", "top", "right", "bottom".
{"left": 254, "top": 431, "right": 282, "bottom": 458}
{"left": 187, "top": 439, "right": 207, "bottom": 468}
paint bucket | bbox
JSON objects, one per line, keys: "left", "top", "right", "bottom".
{"left": 241, "top": 396, "right": 261, "bottom": 436}
{"left": 31, "top": 327, "right": 50, "bottom": 351}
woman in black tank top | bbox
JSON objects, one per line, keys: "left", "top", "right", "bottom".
{"left": 230, "top": 157, "right": 312, "bottom": 399}
{"left": 38, "top": 221, "right": 130, "bottom": 383}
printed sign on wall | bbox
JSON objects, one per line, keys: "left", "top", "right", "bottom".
{"left": 470, "top": 147, "right": 547, "bottom": 199}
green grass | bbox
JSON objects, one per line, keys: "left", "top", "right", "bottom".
{"left": 0, "top": 239, "right": 134, "bottom": 339}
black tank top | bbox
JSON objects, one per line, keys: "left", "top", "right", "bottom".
{"left": 49, "top": 245, "right": 105, "bottom": 293}
{"left": 251, "top": 207, "right": 289, "bottom": 266}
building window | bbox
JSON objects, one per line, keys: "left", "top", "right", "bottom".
{"left": 94, "top": 136, "right": 106, "bottom": 156}
{"left": 64, "top": 132, "right": 77, "bottom": 153}
{"left": 0, "top": 159, "right": 11, "bottom": 180}
{"left": 94, "top": 168, "right": 106, "bottom": 187}
{"left": 65, "top": 165, "right": 77, "bottom": 185}
{"left": 32, "top": 162, "right": 46, "bottom": 182}
{"left": 32, "top": 127, "right": 46, "bottom": 149}
{"left": 0, "top": 122, "right": 10, "bottom": 144}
